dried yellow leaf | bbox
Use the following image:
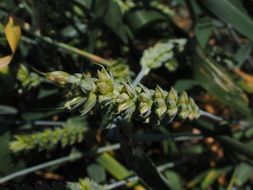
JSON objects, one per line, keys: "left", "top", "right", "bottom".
{"left": 0, "top": 16, "right": 21, "bottom": 69}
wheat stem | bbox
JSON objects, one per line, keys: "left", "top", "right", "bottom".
{"left": 200, "top": 110, "right": 223, "bottom": 122}
{"left": 0, "top": 151, "right": 82, "bottom": 184}
{"left": 132, "top": 69, "right": 146, "bottom": 86}
{"left": 0, "top": 144, "right": 121, "bottom": 184}
{"left": 105, "top": 156, "right": 193, "bottom": 190}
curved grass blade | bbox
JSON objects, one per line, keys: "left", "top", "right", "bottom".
{"left": 202, "top": 0, "right": 253, "bottom": 41}
{"left": 194, "top": 47, "right": 252, "bottom": 119}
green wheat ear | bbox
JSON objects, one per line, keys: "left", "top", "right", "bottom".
{"left": 49, "top": 68, "right": 200, "bottom": 123}
{"left": 10, "top": 117, "right": 87, "bottom": 152}
{"left": 67, "top": 178, "right": 105, "bottom": 190}
{"left": 17, "top": 64, "right": 42, "bottom": 90}
{"left": 108, "top": 59, "right": 133, "bottom": 82}
{"left": 140, "top": 39, "right": 187, "bottom": 75}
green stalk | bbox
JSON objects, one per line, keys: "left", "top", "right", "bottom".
{"left": 0, "top": 144, "right": 120, "bottom": 184}
{"left": 21, "top": 22, "right": 113, "bottom": 67}
{"left": 105, "top": 156, "right": 194, "bottom": 190}
{"left": 37, "top": 36, "right": 113, "bottom": 67}
{"left": 132, "top": 68, "right": 146, "bottom": 86}
{"left": 0, "top": 151, "right": 82, "bottom": 184}
{"left": 200, "top": 110, "right": 223, "bottom": 122}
